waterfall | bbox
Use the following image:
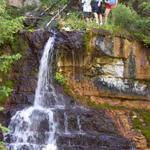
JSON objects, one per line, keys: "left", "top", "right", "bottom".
{"left": 6, "top": 36, "right": 58, "bottom": 150}
{"left": 5, "top": 34, "right": 137, "bottom": 150}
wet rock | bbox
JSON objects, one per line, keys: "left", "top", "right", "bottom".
{"left": 3, "top": 29, "right": 149, "bottom": 150}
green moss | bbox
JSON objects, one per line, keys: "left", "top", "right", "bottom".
{"left": 0, "top": 95, "right": 7, "bottom": 104}
{"left": 11, "top": 35, "right": 29, "bottom": 53}
{"left": 132, "top": 109, "right": 150, "bottom": 146}
{"left": 64, "top": 85, "right": 74, "bottom": 97}
{"left": 83, "top": 31, "right": 91, "bottom": 53}
{"left": 132, "top": 118, "right": 142, "bottom": 128}
{"left": 87, "top": 100, "right": 118, "bottom": 109}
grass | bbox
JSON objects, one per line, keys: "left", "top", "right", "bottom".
{"left": 87, "top": 100, "right": 118, "bottom": 109}
{"left": 129, "top": 109, "right": 150, "bottom": 146}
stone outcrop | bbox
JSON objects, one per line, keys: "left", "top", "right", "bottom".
{"left": 2, "top": 29, "right": 150, "bottom": 149}
{"left": 56, "top": 29, "right": 150, "bottom": 110}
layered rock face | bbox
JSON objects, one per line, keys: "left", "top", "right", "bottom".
{"left": 56, "top": 29, "right": 150, "bottom": 110}
{"left": 3, "top": 29, "right": 149, "bottom": 149}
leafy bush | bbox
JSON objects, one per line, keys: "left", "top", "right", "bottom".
{"left": 112, "top": 4, "right": 139, "bottom": 31}
{"left": 0, "top": 107, "right": 8, "bottom": 150}
{"left": 0, "top": 54, "right": 22, "bottom": 73}
{"left": 0, "top": 54, "right": 21, "bottom": 103}
{"left": 111, "top": 4, "right": 150, "bottom": 46}
{"left": 40, "top": 0, "right": 68, "bottom": 9}
{"left": 54, "top": 72, "right": 68, "bottom": 85}
{"left": 0, "top": 1, "right": 25, "bottom": 44}
{"left": 0, "top": 1, "right": 23, "bottom": 103}
{"left": 61, "top": 12, "right": 87, "bottom": 30}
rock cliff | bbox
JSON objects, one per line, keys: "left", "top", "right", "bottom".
{"left": 2, "top": 29, "right": 150, "bottom": 149}
{"left": 55, "top": 29, "right": 150, "bottom": 110}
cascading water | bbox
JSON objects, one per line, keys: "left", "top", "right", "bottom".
{"left": 5, "top": 34, "right": 136, "bottom": 150}
{"left": 6, "top": 36, "right": 58, "bottom": 150}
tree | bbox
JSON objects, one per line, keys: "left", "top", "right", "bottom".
{"left": 0, "top": 1, "right": 24, "bottom": 103}
{"left": 112, "top": 1, "right": 150, "bottom": 46}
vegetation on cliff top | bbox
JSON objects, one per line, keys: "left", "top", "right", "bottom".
{"left": 2, "top": 0, "right": 149, "bottom": 46}
{"left": 28, "top": 0, "right": 149, "bottom": 46}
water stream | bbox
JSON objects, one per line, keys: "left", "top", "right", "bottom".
{"left": 6, "top": 36, "right": 58, "bottom": 150}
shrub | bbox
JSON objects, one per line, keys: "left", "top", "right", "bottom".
{"left": 63, "top": 12, "right": 87, "bottom": 30}
{"left": 0, "top": 107, "right": 8, "bottom": 150}
{"left": 112, "top": 4, "right": 150, "bottom": 46}
{"left": 0, "top": 1, "right": 24, "bottom": 103}
{"left": 112, "top": 4, "right": 139, "bottom": 31}
{"left": 0, "top": 1, "right": 25, "bottom": 44}
{"left": 54, "top": 72, "right": 68, "bottom": 85}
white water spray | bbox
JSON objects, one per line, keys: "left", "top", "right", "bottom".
{"left": 6, "top": 37, "right": 58, "bottom": 150}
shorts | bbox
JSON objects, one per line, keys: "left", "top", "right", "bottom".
{"left": 106, "top": 4, "right": 116, "bottom": 9}
{"left": 83, "top": 12, "right": 92, "bottom": 18}
{"left": 93, "top": 2, "right": 103, "bottom": 13}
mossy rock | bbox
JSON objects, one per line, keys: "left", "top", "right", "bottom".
{"left": 11, "top": 34, "right": 29, "bottom": 54}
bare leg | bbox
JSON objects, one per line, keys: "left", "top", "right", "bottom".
{"left": 94, "top": 12, "right": 99, "bottom": 24}
{"left": 104, "top": 8, "right": 111, "bottom": 24}
{"left": 98, "top": 13, "right": 103, "bottom": 25}
{"left": 85, "top": 17, "right": 90, "bottom": 22}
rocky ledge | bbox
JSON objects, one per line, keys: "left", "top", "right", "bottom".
{"left": 1, "top": 29, "right": 150, "bottom": 149}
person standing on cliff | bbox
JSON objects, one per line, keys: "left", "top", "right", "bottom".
{"left": 81, "top": 0, "right": 92, "bottom": 22}
{"left": 104, "top": 0, "right": 118, "bottom": 24}
{"left": 93, "top": 0, "right": 103, "bottom": 25}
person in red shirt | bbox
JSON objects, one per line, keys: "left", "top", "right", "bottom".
{"left": 104, "top": 0, "right": 118, "bottom": 24}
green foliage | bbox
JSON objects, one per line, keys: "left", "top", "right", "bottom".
{"left": 0, "top": 1, "right": 25, "bottom": 44}
{"left": 0, "top": 107, "right": 4, "bottom": 111}
{"left": 132, "top": 118, "right": 142, "bottom": 129}
{"left": 0, "top": 107, "right": 8, "bottom": 150}
{"left": 0, "top": 125, "right": 9, "bottom": 133}
{"left": 132, "top": 110, "right": 150, "bottom": 146}
{"left": 40, "top": 0, "right": 68, "bottom": 9}
{"left": 0, "top": 86, "right": 13, "bottom": 97}
{"left": 112, "top": 4, "right": 139, "bottom": 32}
{"left": 139, "top": 2, "right": 150, "bottom": 13}
{"left": 63, "top": 12, "right": 87, "bottom": 30}
{"left": 0, "top": 142, "right": 6, "bottom": 150}
{"left": 87, "top": 101, "right": 118, "bottom": 109}
{"left": 0, "top": 1, "right": 24, "bottom": 103}
{"left": 0, "top": 54, "right": 21, "bottom": 103}
{"left": 0, "top": 54, "right": 22, "bottom": 73}
{"left": 54, "top": 72, "right": 68, "bottom": 85}
{"left": 112, "top": 4, "right": 150, "bottom": 46}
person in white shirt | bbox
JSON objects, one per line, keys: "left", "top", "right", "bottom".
{"left": 82, "top": 0, "right": 92, "bottom": 22}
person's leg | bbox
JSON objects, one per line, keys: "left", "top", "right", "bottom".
{"left": 104, "top": 7, "right": 111, "bottom": 24}
{"left": 98, "top": 13, "right": 103, "bottom": 25}
{"left": 85, "top": 17, "right": 90, "bottom": 22}
{"left": 84, "top": 12, "right": 89, "bottom": 22}
{"left": 94, "top": 12, "right": 99, "bottom": 24}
